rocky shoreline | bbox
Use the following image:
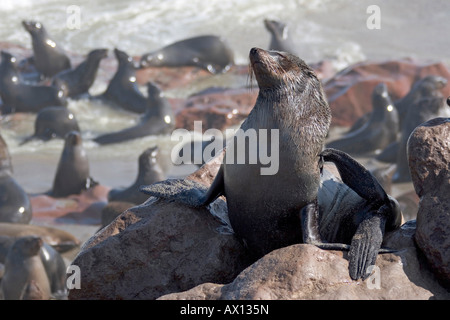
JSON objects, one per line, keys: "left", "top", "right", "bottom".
{"left": 1, "top": 40, "right": 450, "bottom": 299}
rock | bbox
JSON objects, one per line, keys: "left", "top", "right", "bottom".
{"left": 324, "top": 59, "right": 450, "bottom": 127}
{"left": 159, "top": 239, "right": 450, "bottom": 300}
{"left": 30, "top": 184, "right": 110, "bottom": 225}
{"left": 68, "top": 152, "right": 249, "bottom": 300}
{"left": 408, "top": 117, "right": 450, "bottom": 288}
{"left": 99, "top": 201, "right": 134, "bottom": 230}
{"left": 173, "top": 87, "right": 257, "bottom": 131}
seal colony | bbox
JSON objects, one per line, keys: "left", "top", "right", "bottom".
{"left": 142, "top": 48, "right": 402, "bottom": 280}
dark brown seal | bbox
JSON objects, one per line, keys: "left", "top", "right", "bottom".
{"left": 141, "top": 48, "right": 401, "bottom": 280}
{"left": 22, "top": 20, "right": 71, "bottom": 78}
{"left": 50, "top": 131, "right": 96, "bottom": 198}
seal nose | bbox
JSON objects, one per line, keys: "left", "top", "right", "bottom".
{"left": 250, "top": 47, "right": 260, "bottom": 56}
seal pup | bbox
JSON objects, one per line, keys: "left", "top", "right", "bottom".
{"left": 142, "top": 48, "right": 400, "bottom": 280}
{"left": 22, "top": 20, "right": 71, "bottom": 78}
{"left": 0, "top": 236, "right": 51, "bottom": 300}
{"left": 0, "top": 51, "right": 66, "bottom": 114}
{"left": 0, "top": 171, "right": 32, "bottom": 224}
{"left": 20, "top": 106, "right": 80, "bottom": 145}
{"left": 139, "top": 35, "right": 234, "bottom": 74}
{"left": 326, "top": 83, "right": 399, "bottom": 155}
{"left": 264, "top": 19, "right": 296, "bottom": 54}
{"left": 93, "top": 82, "right": 174, "bottom": 145}
{"left": 52, "top": 48, "right": 108, "bottom": 98}
{"left": 108, "top": 146, "right": 164, "bottom": 205}
{"left": 50, "top": 131, "right": 96, "bottom": 198}
{"left": 99, "top": 48, "right": 147, "bottom": 113}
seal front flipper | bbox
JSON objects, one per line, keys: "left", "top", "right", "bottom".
{"left": 140, "top": 166, "right": 225, "bottom": 208}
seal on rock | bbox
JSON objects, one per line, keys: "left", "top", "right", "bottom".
{"left": 21, "top": 106, "right": 80, "bottom": 145}
{"left": 22, "top": 20, "right": 71, "bottom": 78}
{"left": 108, "top": 146, "right": 164, "bottom": 205}
{"left": 93, "top": 82, "right": 174, "bottom": 145}
{"left": 142, "top": 48, "right": 401, "bottom": 280}
{"left": 50, "top": 131, "right": 96, "bottom": 198}
{"left": 0, "top": 236, "right": 51, "bottom": 300}
{"left": 140, "top": 35, "right": 234, "bottom": 74}
{"left": 99, "top": 48, "right": 147, "bottom": 113}
{"left": 264, "top": 19, "right": 296, "bottom": 54}
{"left": 326, "top": 83, "right": 399, "bottom": 155}
{"left": 52, "top": 48, "right": 108, "bottom": 98}
{"left": 0, "top": 51, "right": 66, "bottom": 114}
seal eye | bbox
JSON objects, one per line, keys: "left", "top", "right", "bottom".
{"left": 35, "top": 22, "right": 41, "bottom": 29}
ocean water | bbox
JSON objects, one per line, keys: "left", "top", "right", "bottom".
{"left": 1, "top": 0, "right": 448, "bottom": 194}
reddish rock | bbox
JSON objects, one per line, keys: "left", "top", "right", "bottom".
{"left": 324, "top": 59, "right": 450, "bottom": 127}
{"left": 30, "top": 185, "right": 110, "bottom": 225}
{"left": 173, "top": 87, "right": 258, "bottom": 131}
{"left": 408, "top": 117, "right": 450, "bottom": 288}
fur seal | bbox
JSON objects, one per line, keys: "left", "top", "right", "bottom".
{"left": 100, "top": 48, "right": 147, "bottom": 113}
{"left": 264, "top": 19, "right": 296, "bottom": 54}
{"left": 0, "top": 51, "right": 67, "bottom": 114}
{"left": 141, "top": 48, "right": 401, "bottom": 280}
{"left": 52, "top": 48, "right": 108, "bottom": 98}
{"left": 139, "top": 35, "right": 234, "bottom": 74}
{"left": 393, "top": 83, "right": 448, "bottom": 183}
{"left": 22, "top": 20, "right": 71, "bottom": 78}
{"left": 20, "top": 106, "right": 80, "bottom": 145}
{"left": 108, "top": 146, "right": 164, "bottom": 205}
{"left": 375, "top": 75, "right": 447, "bottom": 165}
{"left": 326, "top": 83, "right": 399, "bottom": 155}
{"left": 0, "top": 171, "right": 32, "bottom": 224}
{"left": 93, "top": 82, "right": 174, "bottom": 145}
{"left": 0, "top": 236, "right": 51, "bottom": 300}
{"left": 50, "top": 131, "right": 96, "bottom": 198}
{"left": 0, "top": 235, "right": 67, "bottom": 299}
{"left": 395, "top": 75, "right": 447, "bottom": 127}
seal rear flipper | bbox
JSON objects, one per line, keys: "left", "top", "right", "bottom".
{"left": 348, "top": 213, "right": 386, "bottom": 280}
{"left": 320, "top": 148, "right": 389, "bottom": 206}
{"left": 140, "top": 166, "right": 225, "bottom": 208}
